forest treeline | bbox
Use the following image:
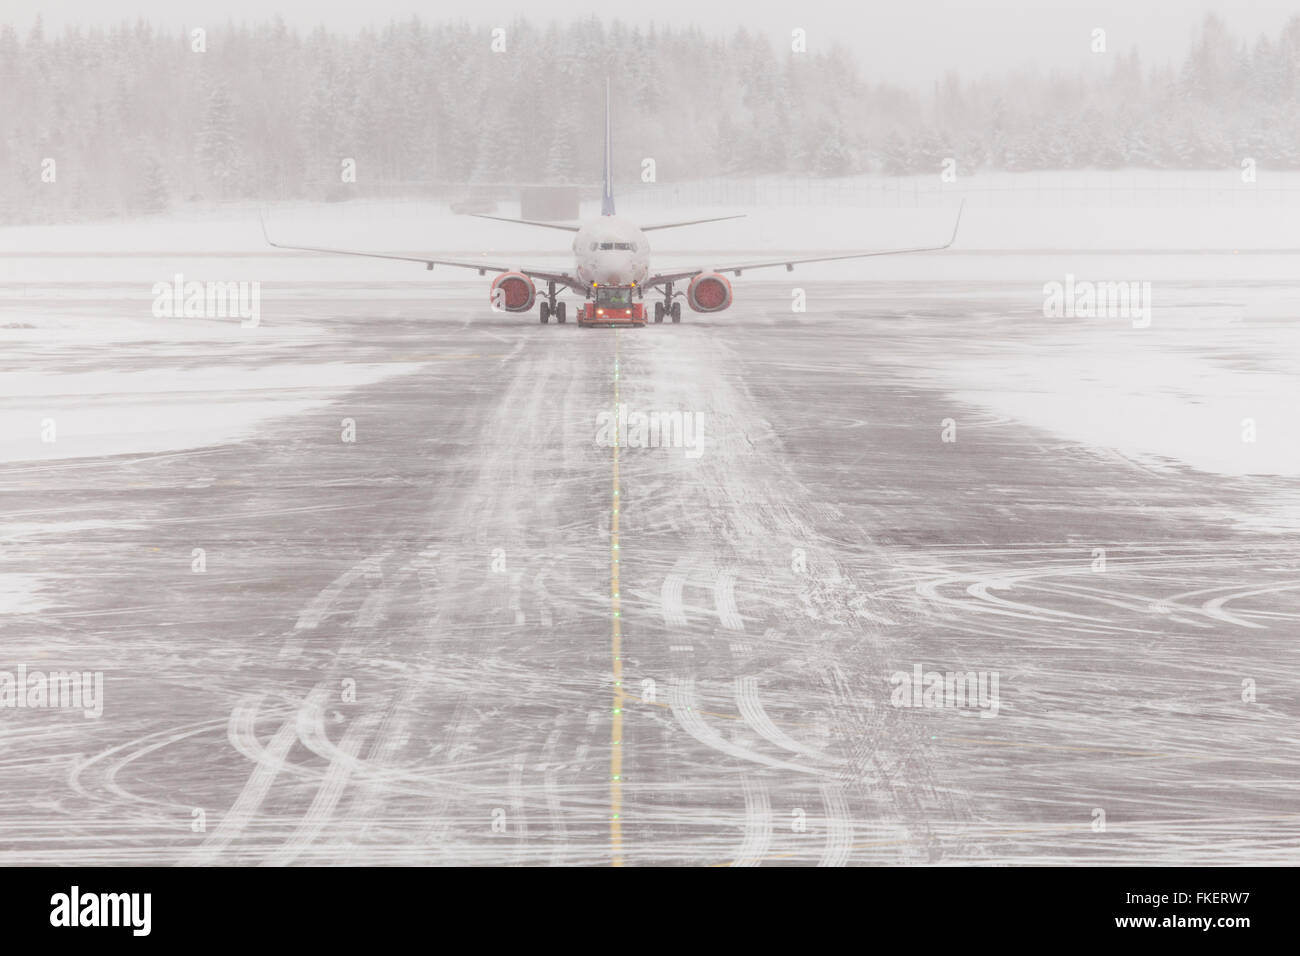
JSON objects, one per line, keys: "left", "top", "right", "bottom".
{"left": 1, "top": 13, "right": 1298, "bottom": 220}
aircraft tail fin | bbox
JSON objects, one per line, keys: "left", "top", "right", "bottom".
{"left": 601, "top": 77, "right": 615, "bottom": 216}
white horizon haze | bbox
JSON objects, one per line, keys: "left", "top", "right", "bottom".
{"left": 5, "top": 0, "right": 1298, "bottom": 90}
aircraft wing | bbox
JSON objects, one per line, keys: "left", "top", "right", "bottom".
{"left": 642, "top": 201, "right": 963, "bottom": 289}
{"left": 261, "top": 218, "right": 582, "bottom": 290}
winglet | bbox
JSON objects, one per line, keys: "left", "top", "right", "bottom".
{"left": 259, "top": 209, "right": 278, "bottom": 248}
{"left": 945, "top": 199, "right": 966, "bottom": 249}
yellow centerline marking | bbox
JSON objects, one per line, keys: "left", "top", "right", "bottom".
{"left": 595, "top": 329, "right": 1265, "bottom": 868}
{"left": 610, "top": 331, "right": 624, "bottom": 866}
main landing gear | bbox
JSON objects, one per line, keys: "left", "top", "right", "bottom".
{"left": 653, "top": 283, "right": 682, "bottom": 324}
{"left": 539, "top": 281, "right": 566, "bottom": 324}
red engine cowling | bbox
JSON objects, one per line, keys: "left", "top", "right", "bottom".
{"left": 489, "top": 272, "right": 537, "bottom": 312}
{"left": 686, "top": 273, "right": 733, "bottom": 313}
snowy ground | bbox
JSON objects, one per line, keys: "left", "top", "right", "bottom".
{"left": 0, "top": 225, "right": 1297, "bottom": 864}
{"left": 910, "top": 296, "right": 1300, "bottom": 480}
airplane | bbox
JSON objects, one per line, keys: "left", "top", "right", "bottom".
{"left": 262, "top": 80, "right": 964, "bottom": 328}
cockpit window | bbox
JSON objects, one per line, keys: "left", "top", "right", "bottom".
{"left": 597, "top": 242, "right": 635, "bottom": 251}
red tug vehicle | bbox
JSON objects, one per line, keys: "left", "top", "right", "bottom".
{"left": 577, "top": 285, "right": 648, "bottom": 328}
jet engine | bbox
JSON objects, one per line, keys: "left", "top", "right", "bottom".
{"left": 489, "top": 272, "right": 537, "bottom": 312}
{"left": 686, "top": 273, "right": 733, "bottom": 313}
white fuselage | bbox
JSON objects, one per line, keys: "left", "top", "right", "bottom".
{"left": 571, "top": 215, "right": 650, "bottom": 290}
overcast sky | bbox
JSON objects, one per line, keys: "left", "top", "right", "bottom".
{"left": 9, "top": 1, "right": 1298, "bottom": 88}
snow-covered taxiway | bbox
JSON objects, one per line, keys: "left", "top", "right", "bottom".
{"left": 1, "top": 217, "right": 1298, "bottom": 864}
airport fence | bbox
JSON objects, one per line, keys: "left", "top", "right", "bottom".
{"left": 7, "top": 170, "right": 1300, "bottom": 225}
{"left": 297, "top": 170, "right": 1300, "bottom": 212}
